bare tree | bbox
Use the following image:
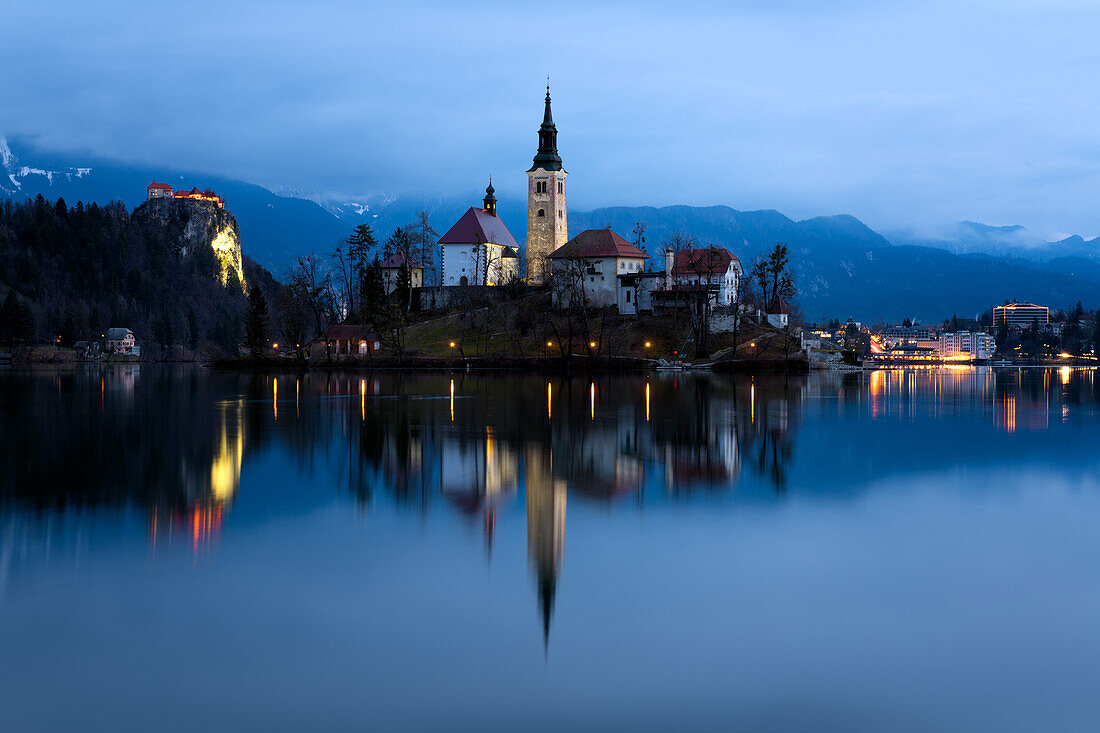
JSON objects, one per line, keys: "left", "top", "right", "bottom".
{"left": 285, "top": 255, "right": 338, "bottom": 357}
{"left": 275, "top": 287, "right": 311, "bottom": 361}
{"left": 751, "top": 242, "right": 795, "bottom": 314}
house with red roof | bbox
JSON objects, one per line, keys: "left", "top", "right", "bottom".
{"left": 663, "top": 246, "right": 743, "bottom": 306}
{"left": 147, "top": 182, "right": 173, "bottom": 200}
{"left": 548, "top": 228, "right": 648, "bottom": 310}
{"left": 439, "top": 183, "right": 520, "bottom": 287}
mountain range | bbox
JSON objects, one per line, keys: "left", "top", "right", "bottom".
{"left": 4, "top": 134, "right": 1100, "bottom": 323}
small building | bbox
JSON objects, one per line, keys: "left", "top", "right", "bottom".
{"left": 548, "top": 228, "right": 648, "bottom": 308}
{"left": 765, "top": 296, "right": 792, "bottom": 328}
{"left": 325, "top": 325, "right": 381, "bottom": 357}
{"left": 147, "top": 182, "right": 173, "bottom": 200}
{"left": 439, "top": 183, "right": 521, "bottom": 287}
{"left": 105, "top": 328, "right": 140, "bottom": 356}
{"left": 381, "top": 253, "right": 425, "bottom": 294}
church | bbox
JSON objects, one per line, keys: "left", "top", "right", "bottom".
{"left": 437, "top": 84, "right": 567, "bottom": 285}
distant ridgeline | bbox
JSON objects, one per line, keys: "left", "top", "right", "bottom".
{"left": 0, "top": 191, "right": 278, "bottom": 355}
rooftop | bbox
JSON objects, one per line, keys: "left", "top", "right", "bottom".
{"left": 548, "top": 229, "right": 647, "bottom": 260}
{"left": 672, "top": 247, "right": 739, "bottom": 277}
{"left": 438, "top": 207, "right": 519, "bottom": 247}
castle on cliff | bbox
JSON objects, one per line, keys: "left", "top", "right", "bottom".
{"left": 147, "top": 182, "right": 226, "bottom": 209}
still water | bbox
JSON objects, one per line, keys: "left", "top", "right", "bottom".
{"left": 2, "top": 366, "right": 1100, "bottom": 731}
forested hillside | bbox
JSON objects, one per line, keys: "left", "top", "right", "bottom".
{"left": 0, "top": 195, "right": 279, "bottom": 355}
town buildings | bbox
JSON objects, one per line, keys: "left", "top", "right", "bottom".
{"left": 439, "top": 184, "right": 521, "bottom": 287}
{"left": 881, "top": 324, "right": 937, "bottom": 349}
{"left": 939, "top": 331, "right": 996, "bottom": 360}
{"left": 993, "top": 301, "right": 1050, "bottom": 329}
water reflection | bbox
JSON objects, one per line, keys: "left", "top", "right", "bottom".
{"left": 3, "top": 366, "right": 1100, "bottom": 645}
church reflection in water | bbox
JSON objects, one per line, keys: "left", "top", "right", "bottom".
{"left": 3, "top": 366, "right": 1097, "bottom": 642}
{"left": 331, "top": 372, "right": 802, "bottom": 643}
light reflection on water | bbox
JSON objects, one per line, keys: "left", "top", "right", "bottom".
{"left": 2, "top": 366, "right": 1100, "bottom": 732}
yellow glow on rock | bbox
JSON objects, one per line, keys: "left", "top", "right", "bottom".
{"left": 210, "top": 224, "right": 245, "bottom": 290}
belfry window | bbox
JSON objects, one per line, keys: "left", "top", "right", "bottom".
{"left": 537, "top": 209, "right": 545, "bottom": 217}
{"left": 558, "top": 181, "right": 563, "bottom": 194}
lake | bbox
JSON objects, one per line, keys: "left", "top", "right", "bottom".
{"left": 2, "top": 366, "right": 1100, "bottom": 732}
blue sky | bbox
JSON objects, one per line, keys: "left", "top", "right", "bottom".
{"left": 3, "top": 0, "right": 1100, "bottom": 237}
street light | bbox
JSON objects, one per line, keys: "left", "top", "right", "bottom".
{"left": 589, "top": 341, "right": 596, "bottom": 349}
{"left": 644, "top": 341, "right": 651, "bottom": 348}
{"left": 449, "top": 341, "right": 456, "bottom": 348}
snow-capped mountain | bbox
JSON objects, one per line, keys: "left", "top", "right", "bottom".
{"left": 0, "top": 136, "right": 93, "bottom": 195}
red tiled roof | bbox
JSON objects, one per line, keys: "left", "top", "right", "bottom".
{"left": 381, "top": 252, "right": 424, "bottom": 269}
{"left": 438, "top": 207, "right": 518, "bottom": 247}
{"left": 770, "top": 296, "right": 792, "bottom": 315}
{"left": 548, "top": 229, "right": 648, "bottom": 259}
{"left": 148, "top": 182, "right": 172, "bottom": 190}
{"left": 672, "top": 247, "right": 739, "bottom": 277}
{"left": 325, "top": 324, "right": 379, "bottom": 340}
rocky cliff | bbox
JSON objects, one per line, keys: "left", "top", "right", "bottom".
{"left": 136, "top": 197, "right": 246, "bottom": 290}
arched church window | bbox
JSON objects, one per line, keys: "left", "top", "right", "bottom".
{"left": 538, "top": 209, "right": 545, "bottom": 217}
{"left": 558, "top": 181, "right": 563, "bottom": 194}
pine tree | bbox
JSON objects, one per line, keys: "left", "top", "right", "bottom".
{"left": 245, "top": 286, "right": 269, "bottom": 357}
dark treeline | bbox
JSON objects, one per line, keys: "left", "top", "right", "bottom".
{"left": 0, "top": 194, "right": 279, "bottom": 355}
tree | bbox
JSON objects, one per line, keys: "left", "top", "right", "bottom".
{"left": 187, "top": 307, "right": 199, "bottom": 350}
{"left": 750, "top": 242, "right": 795, "bottom": 314}
{"left": 153, "top": 314, "right": 174, "bottom": 353}
{"left": 275, "top": 287, "right": 311, "bottom": 361}
{"left": 245, "top": 286, "right": 270, "bottom": 357}
{"left": 334, "top": 223, "right": 378, "bottom": 319}
{"left": 409, "top": 211, "right": 439, "bottom": 288}
{"left": 285, "top": 255, "right": 337, "bottom": 351}
{"left": 384, "top": 226, "right": 417, "bottom": 314}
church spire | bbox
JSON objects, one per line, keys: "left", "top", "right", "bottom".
{"left": 529, "top": 81, "right": 562, "bottom": 172}
{"left": 483, "top": 178, "right": 497, "bottom": 217}
{"left": 543, "top": 80, "right": 554, "bottom": 126}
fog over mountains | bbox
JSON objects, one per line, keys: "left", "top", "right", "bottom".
{"left": 4, "top": 134, "right": 1100, "bottom": 323}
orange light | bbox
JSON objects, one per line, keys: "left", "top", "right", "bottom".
{"left": 590, "top": 341, "right": 596, "bottom": 348}
{"left": 272, "top": 342, "right": 278, "bottom": 349}
{"left": 644, "top": 341, "right": 651, "bottom": 348}
{"left": 449, "top": 341, "right": 456, "bottom": 348}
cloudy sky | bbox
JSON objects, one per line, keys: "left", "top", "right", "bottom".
{"left": 3, "top": 0, "right": 1100, "bottom": 237}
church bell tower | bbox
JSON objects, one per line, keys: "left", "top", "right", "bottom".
{"left": 526, "top": 83, "right": 567, "bottom": 284}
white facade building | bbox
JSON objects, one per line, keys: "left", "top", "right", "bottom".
{"left": 439, "top": 184, "right": 521, "bottom": 287}
{"left": 666, "top": 247, "right": 743, "bottom": 306}
{"left": 548, "top": 229, "right": 648, "bottom": 309}
{"left": 939, "top": 331, "right": 996, "bottom": 360}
